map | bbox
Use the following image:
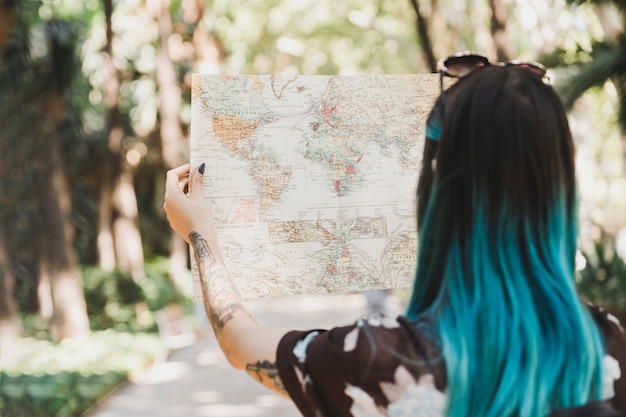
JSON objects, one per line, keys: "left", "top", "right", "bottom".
{"left": 190, "top": 74, "right": 440, "bottom": 299}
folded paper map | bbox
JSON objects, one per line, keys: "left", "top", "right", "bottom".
{"left": 190, "top": 74, "right": 439, "bottom": 300}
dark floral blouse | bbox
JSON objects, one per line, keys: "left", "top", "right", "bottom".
{"left": 276, "top": 307, "right": 626, "bottom": 417}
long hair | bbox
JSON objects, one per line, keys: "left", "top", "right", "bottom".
{"left": 416, "top": 94, "right": 444, "bottom": 230}
{"left": 407, "top": 66, "right": 605, "bottom": 417}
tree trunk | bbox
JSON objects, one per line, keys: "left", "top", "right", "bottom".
{"left": 98, "top": 182, "right": 116, "bottom": 271}
{"left": 0, "top": 0, "right": 21, "bottom": 344}
{"left": 489, "top": 0, "right": 510, "bottom": 61}
{"left": 112, "top": 168, "right": 145, "bottom": 280}
{"left": 408, "top": 0, "right": 436, "bottom": 72}
{"left": 0, "top": 227, "right": 21, "bottom": 343}
{"left": 100, "top": 0, "right": 145, "bottom": 280}
{"left": 98, "top": 0, "right": 121, "bottom": 272}
{"left": 0, "top": 0, "right": 17, "bottom": 58}
{"left": 39, "top": 95, "right": 90, "bottom": 340}
{"left": 156, "top": 0, "right": 190, "bottom": 290}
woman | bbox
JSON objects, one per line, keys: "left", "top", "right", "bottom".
{"left": 164, "top": 57, "right": 626, "bottom": 416}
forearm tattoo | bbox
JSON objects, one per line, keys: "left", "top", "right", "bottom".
{"left": 246, "top": 360, "right": 287, "bottom": 395}
{"left": 189, "top": 231, "right": 256, "bottom": 335}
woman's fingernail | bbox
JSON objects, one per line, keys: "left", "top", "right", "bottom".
{"left": 198, "top": 163, "right": 205, "bottom": 174}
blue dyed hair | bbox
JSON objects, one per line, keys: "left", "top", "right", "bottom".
{"left": 408, "top": 66, "right": 605, "bottom": 417}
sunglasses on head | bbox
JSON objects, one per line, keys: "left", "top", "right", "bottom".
{"left": 437, "top": 51, "right": 549, "bottom": 93}
{"left": 426, "top": 52, "right": 548, "bottom": 142}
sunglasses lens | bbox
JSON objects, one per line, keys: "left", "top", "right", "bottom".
{"left": 444, "top": 55, "right": 489, "bottom": 77}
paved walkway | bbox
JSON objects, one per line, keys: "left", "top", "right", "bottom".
{"left": 86, "top": 292, "right": 403, "bottom": 417}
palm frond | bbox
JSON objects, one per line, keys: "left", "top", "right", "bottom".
{"left": 555, "top": 41, "right": 626, "bottom": 109}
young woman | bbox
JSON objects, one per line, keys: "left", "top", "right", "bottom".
{"left": 163, "top": 55, "right": 626, "bottom": 417}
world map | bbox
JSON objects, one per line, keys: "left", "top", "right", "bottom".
{"left": 190, "top": 74, "right": 440, "bottom": 299}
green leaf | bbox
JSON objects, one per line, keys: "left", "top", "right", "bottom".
{"left": 555, "top": 41, "right": 625, "bottom": 109}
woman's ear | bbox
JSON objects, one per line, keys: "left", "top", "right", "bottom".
{"left": 431, "top": 158, "right": 437, "bottom": 172}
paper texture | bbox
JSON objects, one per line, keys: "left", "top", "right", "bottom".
{"left": 190, "top": 74, "right": 439, "bottom": 300}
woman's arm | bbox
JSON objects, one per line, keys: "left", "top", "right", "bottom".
{"left": 163, "top": 163, "right": 290, "bottom": 397}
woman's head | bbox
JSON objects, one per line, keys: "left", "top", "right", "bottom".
{"left": 409, "top": 64, "right": 605, "bottom": 417}
{"left": 417, "top": 65, "right": 575, "bottom": 233}
{"left": 437, "top": 65, "right": 575, "bottom": 231}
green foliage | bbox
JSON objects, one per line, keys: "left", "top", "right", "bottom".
{"left": 552, "top": 40, "right": 626, "bottom": 115}
{"left": 0, "top": 1, "right": 99, "bottom": 314}
{"left": 205, "top": 0, "right": 420, "bottom": 75}
{"left": 143, "top": 256, "right": 192, "bottom": 311}
{"left": 542, "top": 0, "right": 626, "bottom": 133}
{"left": 82, "top": 267, "right": 147, "bottom": 332}
{"left": 81, "top": 257, "right": 191, "bottom": 333}
{"left": 0, "top": 331, "right": 165, "bottom": 417}
{"left": 577, "top": 240, "right": 626, "bottom": 319}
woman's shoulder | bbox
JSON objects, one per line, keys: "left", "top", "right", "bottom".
{"left": 276, "top": 314, "right": 447, "bottom": 417}
{"left": 278, "top": 314, "right": 440, "bottom": 367}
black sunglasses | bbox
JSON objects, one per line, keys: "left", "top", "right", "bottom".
{"left": 438, "top": 51, "right": 549, "bottom": 94}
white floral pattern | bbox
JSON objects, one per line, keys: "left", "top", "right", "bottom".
{"left": 345, "top": 385, "right": 387, "bottom": 417}
{"left": 344, "top": 327, "right": 360, "bottom": 352}
{"left": 607, "top": 313, "right": 625, "bottom": 332}
{"left": 387, "top": 383, "right": 446, "bottom": 417}
{"left": 381, "top": 366, "right": 446, "bottom": 417}
{"left": 602, "top": 354, "right": 622, "bottom": 400}
{"left": 367, "top": 313, "right": 401, "bottom": 328}
{"left": 293, "top": 331, "right": 319, "bottom": 362}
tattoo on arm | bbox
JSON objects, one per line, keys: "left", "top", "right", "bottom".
{"left": 246, "top": 360, "right": 288, "bottom": 395}
{"left": 189, "top": 231, "right": 256, "bottom": 335}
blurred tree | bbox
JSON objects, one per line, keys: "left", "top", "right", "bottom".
{"left": 408, "top": 0, "right": 436, "bottom": 71}
{"left": 0, "top": 0, "right": 22, "bottom": 344}
{"left": 489, "top": 0, "right": 510, "bottom": 61}
{"left": 0, "top": 223, "right": 20, "bottom": 343}
{"left": 154, "top": 0, "right": 191, "bottom": 291}
{"left": 0, "top": 3, "right": 89, "bottom": 339}
{"left": 38, "top": 19, "right": 91, "bottom": 337}
{"left": 408, "top": 0, "right": 512, "bottom": 71}
{"left": 98, "top": 0, "right": 145, "bottom": 281}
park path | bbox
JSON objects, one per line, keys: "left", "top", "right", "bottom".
{"left": 85, "top": 293, "right": 393, "bottom": 417}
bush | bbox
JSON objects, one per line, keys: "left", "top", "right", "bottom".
{"left": 577, "top": 239, "right": 626, "bottom": 322}
{"left": 82, "top": 267, "right": 148, "bottom": 332}
{"left": 81, "top": 257, "right": 192, "bottom": 333}
{"left": 142, "top": 256, "right": 193, "bottom": 311}
{"left": 0, "top": 331, "right": 165, "bottom": 417}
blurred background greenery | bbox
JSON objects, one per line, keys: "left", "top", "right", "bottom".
{"left": 0, "top": 0, "right": 625, "bottom": 415}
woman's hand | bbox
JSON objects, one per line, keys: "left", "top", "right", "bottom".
{"left": 163, "top": 163, "right": 214, "bottom": 244}
{"left": 163, "top": 163, "right": 290, "bottom": 398}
